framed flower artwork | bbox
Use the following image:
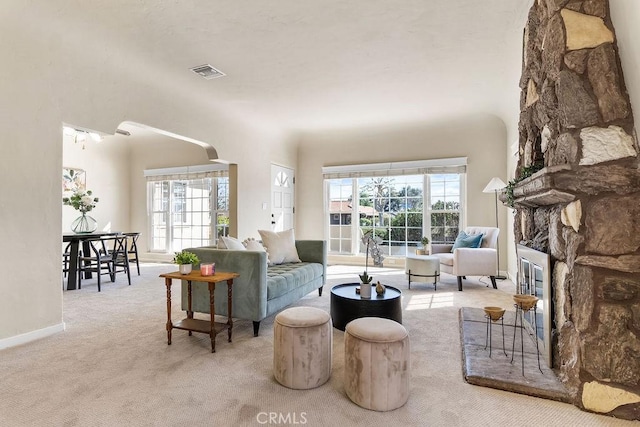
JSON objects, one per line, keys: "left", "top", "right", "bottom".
{"left": 62, "top": 167, "right": 86, "bottom": 193}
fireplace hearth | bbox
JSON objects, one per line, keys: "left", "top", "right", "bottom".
{"left": 509, "top": 0, "right": 640, "bottom": 420}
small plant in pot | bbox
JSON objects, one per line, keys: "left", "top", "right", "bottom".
{"left": 173, "top": 250, "right": 200, "bottom": 275}
{"left": 359, "top": 269, "right": 374, "bottom": 299}
{"left": 416, "top": 236, "right": 430, "bottom": 255}
{"left": 359, "top": 271, "right": 373, "bottom": 285}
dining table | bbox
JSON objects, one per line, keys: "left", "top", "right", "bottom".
{"left": 63, "top": 231, "right": 122, "bottom": 290}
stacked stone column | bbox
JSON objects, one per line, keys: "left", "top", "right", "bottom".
{"left": 515, "top": 0, "right": 640, "bottom": 420}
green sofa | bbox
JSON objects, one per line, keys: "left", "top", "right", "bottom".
{"left": 181, "top": 240, "right": 327, "bottom": 336}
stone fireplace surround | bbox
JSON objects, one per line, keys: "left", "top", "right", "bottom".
{"left": 507, "top": 0, "right": 640, "bottom": 420}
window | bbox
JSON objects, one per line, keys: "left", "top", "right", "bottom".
{"left": 145, "top": 165, "right": 229, "bottom": 253}
{"left": 357, "top": 175, "right": 425, "bottom": 256}
{"left": 323, "top": 159, "right": 465, "bottom": 257}
{"left": 327, "top": 179, "right": 354, "bottom": 253}
{"left": 429, "top": 174, "right": 461, "bottom": 244}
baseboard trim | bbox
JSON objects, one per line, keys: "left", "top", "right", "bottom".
{"left": 0, "top": 322, "right": 66, "bottom": 351}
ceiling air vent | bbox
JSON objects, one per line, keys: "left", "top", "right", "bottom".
{"left": 190, "top": 64, "right": 225, "bottom": 80}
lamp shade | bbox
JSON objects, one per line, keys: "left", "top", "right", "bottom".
{"left": 483, "top": 177, "right": 507, "bottom": 193}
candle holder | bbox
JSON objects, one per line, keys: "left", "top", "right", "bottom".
{"left": 200, "top": 263, "right": 215, "bottom": 276}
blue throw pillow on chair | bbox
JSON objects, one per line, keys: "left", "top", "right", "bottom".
{"left": 451, "top": 231, "right": 483, "bottom": 252}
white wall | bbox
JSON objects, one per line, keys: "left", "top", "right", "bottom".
{"left": 62, "top": 133, "right": 131, "bottom": 233}
{"left": 0, "top": 2, "right": 295, "bottom": 343}
{"left": 296, "top": 114, "right": 509, "bottom": 270}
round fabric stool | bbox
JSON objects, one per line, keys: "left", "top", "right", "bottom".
{"left": 344, "top": 317, "right": 410, "bottom": 411}
{"left": 405, "top": 254, "right": 440, "bottom": 290}
{"left": 273, "top": 307, "right": 332, "bottom": 389}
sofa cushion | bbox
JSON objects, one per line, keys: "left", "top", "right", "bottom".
{"left": 434, "top": 253, "right": 454, "bottom": 267}
{"left": 267, "top": 262, "right": 323, "bottom": 300}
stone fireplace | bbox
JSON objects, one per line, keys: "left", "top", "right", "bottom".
{"left": 509, "top": 0, "right": 640, "bottom": 420}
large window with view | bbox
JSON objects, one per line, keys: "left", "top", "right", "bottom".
{"left": 146, "top": 166, "right": 229, "bottom": 253}
{"left": 357, "top": 175, "right": 425, "bottom": 256}
{"left": 429, "top": 174, "right": 461, "bottom": 244}
{"left": 324, "top": 159, "right": 465, "bottom": 258}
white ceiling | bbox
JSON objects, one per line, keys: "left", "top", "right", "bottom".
{"left": 43, "top": 1, "right": 533, "bottom": 133}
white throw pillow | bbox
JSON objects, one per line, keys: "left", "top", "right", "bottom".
{"left": 258, "top": 229, "right": 301, "bottom": 264}
{"left": 220, "top": 236, "right": 246, "bottom": 250}
{"left": 243, "top": 238, "right": 270, "bottom": 264}
{"left": 243, "top": 238, "right": 266, "bottom": 252}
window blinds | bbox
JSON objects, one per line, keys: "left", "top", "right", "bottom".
{"left": 321, "top": 157, "right": 467, "bottom": 179}
{"left": 144, "top": 164, "right": 229, "bottom": 182}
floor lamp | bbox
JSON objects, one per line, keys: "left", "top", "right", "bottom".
{"left": 483, "top": 177, "right": 507, "bottom": 280}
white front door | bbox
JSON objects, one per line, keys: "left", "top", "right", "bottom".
{"left": 271, "top": 164, "right": 294, "bottom": 231}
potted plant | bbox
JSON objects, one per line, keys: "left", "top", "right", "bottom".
{"left": 359, "top": 230, "right": 385, "bottom": 299}
{"left": 416, "top": 236, "right": 430, "bottom": 255}
{"left": 173, "top": 250, "right": 200, "bottom": 275}
{"left": 359, "top": 270, "right": 373, "bottom": 285}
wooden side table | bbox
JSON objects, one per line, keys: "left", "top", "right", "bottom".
{"left": 159, "top": 270, "right": 239, "bottom": 353}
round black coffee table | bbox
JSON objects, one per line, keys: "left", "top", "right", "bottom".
{"left": 330, "top": 283, "right": 402, "bottom": 331}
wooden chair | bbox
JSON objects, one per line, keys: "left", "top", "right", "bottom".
{"left": 63, "top": 242, "right": 78, "bottom": 289}
{"left": 78, "top": 238, "right": 116, "bottom": 291}
{"left": 111, "top": 235, "right": 132, "bottom": 286}
{"left": 62, "top": 242, "right": 74, "bottom": 278}
{"left": 123, "top": 232, "right": 141, "bottom": 275}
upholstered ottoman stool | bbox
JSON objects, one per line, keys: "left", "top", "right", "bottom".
{"left": 273, "top": 307, "right": 332, "bottom": 389}
{"left": 405, "top": 254, "right": 440, "bottom": 290}
{"left": 344, "top": 317, "right": 410, "bottom": 411}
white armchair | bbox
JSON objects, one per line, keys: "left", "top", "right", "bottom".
{"left": 431, "top": 226, "right": 499, "bottom": 291}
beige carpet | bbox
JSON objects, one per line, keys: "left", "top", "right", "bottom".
{"left": 0, "top": 264, "right": 633, "bottom": 426}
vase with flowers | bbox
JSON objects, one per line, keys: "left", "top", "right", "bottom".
{"left": 63, "top": 190, "right": 99, "bottom": 233}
